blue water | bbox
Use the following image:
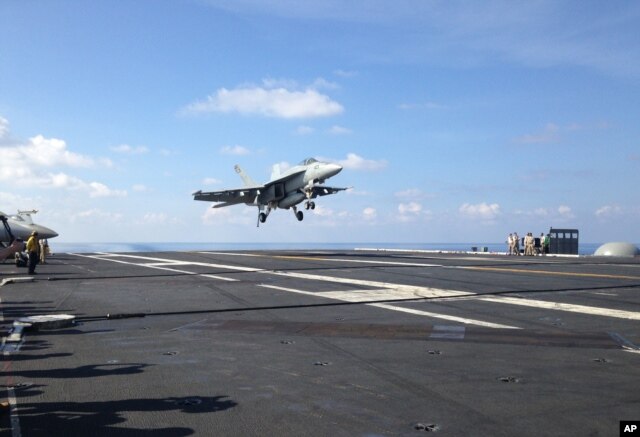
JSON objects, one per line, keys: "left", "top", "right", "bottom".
{"left": 51, "top": 242, "right": 606, "bottom": 255}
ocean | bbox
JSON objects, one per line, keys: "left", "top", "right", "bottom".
{"left": 49, "top": 242, "right": 607, "bottom": 255}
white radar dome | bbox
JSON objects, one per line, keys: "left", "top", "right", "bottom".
{"left": 594, "top": 242, "right": 639, "bottom": 257}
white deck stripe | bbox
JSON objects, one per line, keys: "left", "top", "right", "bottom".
{"left": 371, "top": 304, "right": 512, "bottom": 329}
{"left": 260, "top": 284, "right": 519, "bottom": 329}
{"left": 71, "top": 253, "right": 241, "bottom": 280}
{"left": 477, "top": 296, "right": 640, "bottom": 320}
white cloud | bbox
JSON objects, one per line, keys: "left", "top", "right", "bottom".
{"left": 0, "top": 116, "right": 124, "bottom": 197}
{"left": 220, "top": 145, "right": 250, "bottom": 156}
{"left": 336, "top": 153, "right": 387, "bottom": 171}
{"left": 89, "top": 182, "right": 127, "bottom": 198}
{"left": 1, "top": 135, "right": 94, "bottom": 169}
{"left": 110, "top": 144, "right": 149, "bottom": 155}
{"left": 398, "top": 202, "right": 422, "bottom": 215}
{"left": 595, "top": 205, "right": 623, "bottom": 218}
{"left": 310, "top": 77, "right": 339, "bottom": 90}
{"left": 362, "top": 207, "right": 377, "bottom": 221}
{"left": 183, "top": 85, "right": 344, "bottom": 119}
{"left": 396, "top": 202, "right": 427, "bottom": 223}
{"left": 312, "top": 205, "right": 334, "bottom": 217}
{"left": 202, "top": 207, "right": 229, "bottom": 224}
{"left": 557, "top": 205, "right": 574, "bottom": 219}
{"left": 459, "top": 202, "right": 501, "bottom": 221}
{"left": 327, "top": 125, "right": 352, "bottom": 135}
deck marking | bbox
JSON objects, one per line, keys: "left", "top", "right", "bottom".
{"left": 272, "top": 255, "right": 443, "bottom": 267}
{"left": 260, "top": 284, "right": 519, "bottom": 329}
{"left": 460, "top": 266, "right": 640, "bottom": 280}
{"left": 476, "top": 296, "right": 640, "bottom": 320}
{"left": 77, "top": 253, "right": 262, "bottom": 272}
{"left": 70, "top": 253, "right": 242, "bottom": 281}
{"left": 370, "top": 304, "right": 513, "bottom": 329}
{"left": 70, "top": 253, "right": 640, "bottom": 323}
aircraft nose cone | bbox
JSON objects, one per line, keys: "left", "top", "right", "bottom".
{"left": 33, "top": 225, "right": 58, "bottom": 239}
{"left": 326, "top": 163, "right": 342, "bottom": 177}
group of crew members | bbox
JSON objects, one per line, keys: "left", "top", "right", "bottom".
{"left": 507, "top": 232, "right": 550, "bottom": 256}
{"left": 1, "top": 231, "right": 51, "bottom": 274}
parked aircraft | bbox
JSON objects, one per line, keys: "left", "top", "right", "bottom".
{"left": 193, "top": 158, "right": 347, "bottom": 226}
{"left": 0, "top": 210, "right": 59, "bottom": 243}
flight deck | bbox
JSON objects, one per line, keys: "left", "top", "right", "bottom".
{"left": 1, "top": 250, "right": 639, "bottom": 436}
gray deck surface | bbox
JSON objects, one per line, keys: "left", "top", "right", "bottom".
{"left": 1, "top": 250, "right": 639, "bottom": 436}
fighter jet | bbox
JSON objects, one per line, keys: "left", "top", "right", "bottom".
{"left": 193, "top": 158, "right": 347, "bottom": 226}
{"left": 0, "top": 210, "right": 59, "bottom": 243}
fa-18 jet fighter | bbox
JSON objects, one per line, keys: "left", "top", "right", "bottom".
{"left": 193, "top": 158, "right": 347, "bottom": 226}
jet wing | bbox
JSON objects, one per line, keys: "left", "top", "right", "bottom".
{"left": 308, "top": 185, "right": 350, "bottom": 198}
{"left": 193, "top": 187, "right": 261, "bottom": 207}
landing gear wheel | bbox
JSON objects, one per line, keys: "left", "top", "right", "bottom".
{"left": 259, "top": 213, "right": 267, "bottom": 223}
{"left": 305, "top": 202, "right": 310, "bottom": 210}
{"left": 296, "top": 211, "right": 304, "bottom": 221}
{"left": 310, "top": 201, "right": 316, "bottom": 210}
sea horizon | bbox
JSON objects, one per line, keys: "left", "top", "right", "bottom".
{"left": 47, "top": 241, "right": 618, "bottom": 256}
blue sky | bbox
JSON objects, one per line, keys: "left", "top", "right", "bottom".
{"left": 1, "top": 1, "right": 639, "bottom": 243}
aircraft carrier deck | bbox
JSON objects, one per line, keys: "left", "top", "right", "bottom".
{"left": 1, "top": 249, "right": 639, "bottom": 436}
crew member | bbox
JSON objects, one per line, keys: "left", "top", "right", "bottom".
{"left": 26, "top": 231, "right": 39, "bottom": 274}
{"left": 39, "top": 238, "right": 48, "bottom": 264}
{"left": 543, "top": 233, "right": 550, "bottom": 255}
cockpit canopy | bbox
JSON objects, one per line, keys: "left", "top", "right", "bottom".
{"left": 299, "top": 157, "right": 319, "bottom": 166}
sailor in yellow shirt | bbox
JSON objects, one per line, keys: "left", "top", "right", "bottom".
{"left": 26, "top": 231, "right": 39, "bottom": 274}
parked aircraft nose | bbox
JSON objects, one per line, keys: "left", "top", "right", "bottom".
{"left": 32, "top": 225, "right": 59, "bottom": 239}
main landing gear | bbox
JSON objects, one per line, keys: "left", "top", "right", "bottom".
{"left": 257, "top": 205, "right": 273, "bottom": 227}
{"left": 256, "top": 202, "right": 310, "bottom": 226}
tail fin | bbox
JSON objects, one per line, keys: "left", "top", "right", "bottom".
{"left": 234, "top": 165, "right": 258, "bottom": 187}
{"left": 270, "top": 163, "right": 281, "bottom": 181}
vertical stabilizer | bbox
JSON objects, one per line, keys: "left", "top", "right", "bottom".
{"left": 234, "top": 165, "right": 258, "bottom": 187}
{"left": 270, "top": 163, "right": 281, "bottom": 181}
